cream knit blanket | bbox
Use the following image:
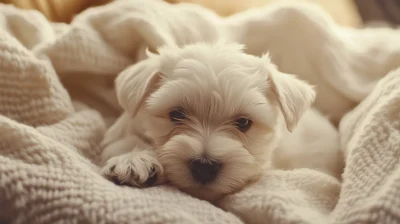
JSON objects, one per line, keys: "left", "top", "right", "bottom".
{"left": 1, "top": 1, "right": 400, "bottom": 223}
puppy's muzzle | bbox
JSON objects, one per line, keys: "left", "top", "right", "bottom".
{"left": 189, "top": 158, "right": 221, "bottom": 184}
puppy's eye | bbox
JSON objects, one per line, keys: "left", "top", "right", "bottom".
{"left": 235, "top": 117, "right": 252, "bottom": 132}
{"left": 169, "top": 108, "right": 186, "bottom": 122}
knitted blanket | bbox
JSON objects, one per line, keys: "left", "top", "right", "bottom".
{"left": 1, "top": 1, "right": 400, "bottom": 223}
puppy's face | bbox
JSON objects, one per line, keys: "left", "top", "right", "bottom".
{"left": 116, "top": 43, "right": 315, "bottom": 201}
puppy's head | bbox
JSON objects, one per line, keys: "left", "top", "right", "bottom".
{"left": 116, "top": 42, "right": 315, "bottom": 201}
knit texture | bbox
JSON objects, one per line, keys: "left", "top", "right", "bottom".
{"left": 0, "top": 1, "right": 400, "bottom": 223}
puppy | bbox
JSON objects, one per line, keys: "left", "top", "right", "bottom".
{"left": 100, "top": 42, "right": 341, "bottom": 201}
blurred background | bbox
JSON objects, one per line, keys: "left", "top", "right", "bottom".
{"left": 0, "top": 0, "right": 398, "bottom": 27}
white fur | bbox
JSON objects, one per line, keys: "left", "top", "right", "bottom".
{"left": 101, "top": 42, "right": 342, "bottom": 201}
{"left": 272, "top": 108, "right": 344, "bottom": 179}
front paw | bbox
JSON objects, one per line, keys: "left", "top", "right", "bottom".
{"left": 101, "top": 150, "right": 163, "bottom": 187}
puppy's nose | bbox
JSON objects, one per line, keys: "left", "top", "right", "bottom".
{"left": 189, "top": 158, "right": 221, "bottom": 184}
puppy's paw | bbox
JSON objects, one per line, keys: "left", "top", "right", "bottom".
{"left": 101, "top": 149, "right": 163, "bottom": 187}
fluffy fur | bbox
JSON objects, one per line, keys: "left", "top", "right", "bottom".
{"left": 100, "top": 42, "right": 342, "bottom": 201}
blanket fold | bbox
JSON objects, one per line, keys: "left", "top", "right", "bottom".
{"left": 335, "top": 69, "right": 400, "bottom": 223}
{"left": 0, "top": 1, "right": 400, "bottom": 223}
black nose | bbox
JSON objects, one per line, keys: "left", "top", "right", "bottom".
{"left": 189, "top": 158, "right": 221, "bottom": 184}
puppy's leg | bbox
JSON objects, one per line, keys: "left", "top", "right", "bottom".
{"left": 100, "top": 113, "right": 164, "bottom": 187}
{"left": 100, "top": 136, "right": 164, "bottom": 187}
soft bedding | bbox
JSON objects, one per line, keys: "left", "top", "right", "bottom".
{"left": 1, "top": 1, "right": 400, "bottom": 223}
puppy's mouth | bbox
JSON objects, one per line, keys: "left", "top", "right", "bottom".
{"left": 179, "top": 177, "right": 254, "bottom": 202}
{"left": 159, "top": 155, "right": 262, "bottom": 201}
{"left": 165, "top": 169, "right": 252, "bottom": 202}
{"left": 179, "top": 185, "right": 227, "bottom": 202}
{"left": 157, "top": 136, "right": 262, "bottom": 201}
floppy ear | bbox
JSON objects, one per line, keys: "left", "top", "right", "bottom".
{"left": 269, "top": 68, "right": 316, "bottom": 132}
{"left": 115, "top": 59, "right": 162, "bottom": 117}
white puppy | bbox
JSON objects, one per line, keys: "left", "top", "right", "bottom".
{"left": 100, "top": 42, "right": 342, "bottom": 201}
